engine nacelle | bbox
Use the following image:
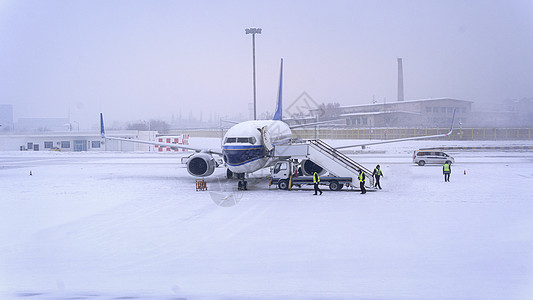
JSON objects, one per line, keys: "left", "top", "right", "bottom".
{"left": 301, "top": 159, "right": 326, "bottom": 176}
{"left": 187, "top": 153, "right": 216, "bottom": 177}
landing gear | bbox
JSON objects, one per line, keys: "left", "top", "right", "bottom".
{"left": 237, "top": 173, "right": 247, "bottom": 190}
{"left": 238, "top": 180, "right": 248, "bottom": 190}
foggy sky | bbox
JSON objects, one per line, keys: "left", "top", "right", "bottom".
{"left": 1, "top": 0, "right": 532, "bottom": 129}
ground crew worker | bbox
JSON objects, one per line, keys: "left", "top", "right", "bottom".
{"left": 372, "top": 164, "right": 383, "bottom": 189}
{"left": 443, "top": 162, "right": 451, "bottom": 182}
{"left": 358, "top": 170, "right": 366, "bottom": 194}
{"left": 313, "top": 171, "right": 322, "bottom": 195}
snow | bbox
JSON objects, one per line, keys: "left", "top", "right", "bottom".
{"left": 1, "top": 138, "right": 533, "bottom": 299}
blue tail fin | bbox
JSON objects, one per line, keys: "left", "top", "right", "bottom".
{"left": 272, "top": 58, "right": 283, "bottom": 121}
{"left": 100, "top": 113, "right": 106, "bottom": 138}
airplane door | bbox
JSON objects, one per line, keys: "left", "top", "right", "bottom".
{"left": 261, "top": 126, "right": 274, "bottom": 151}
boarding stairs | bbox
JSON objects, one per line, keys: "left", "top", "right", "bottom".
{"left": 274, "top": 139, "right": 374, "bottom": 188}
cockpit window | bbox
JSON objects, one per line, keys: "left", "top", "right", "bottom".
{"left": 225, "top": 137, "right": 256, "bottom": 144}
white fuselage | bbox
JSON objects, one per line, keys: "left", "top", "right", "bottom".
{"left": 222, "top": 120, "right": 292, "bottom": 174}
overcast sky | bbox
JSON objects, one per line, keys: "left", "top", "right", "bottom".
{"left": 1, "top": 0, "right": 532, "bottom": 128}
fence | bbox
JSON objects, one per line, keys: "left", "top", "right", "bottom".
{"left": 170, "top": 127, "right": 532, "bottom": 141}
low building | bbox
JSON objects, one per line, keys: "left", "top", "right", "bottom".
{"left": 0, "top": 131, "right": 157, "bottom": 152}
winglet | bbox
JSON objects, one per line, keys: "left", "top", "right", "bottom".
{"left": 446, "top": 109, "right": 456, "bottom": 136}
{"left": 100, "top": 113, "right": 106, "bottom": 138}
{"left": 272, "top": 58, "right": 283, "bottom": 121}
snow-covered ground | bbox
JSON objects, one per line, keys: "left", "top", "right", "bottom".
{"left": 1, "top": 138, "right": 533, "bottom": 299}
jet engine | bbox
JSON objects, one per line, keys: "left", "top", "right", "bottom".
{"left": 187, "top": 153, "right": 217, "bottom": 177}
{"left": 300, "top": 159, "right": 326, "bottom": 176}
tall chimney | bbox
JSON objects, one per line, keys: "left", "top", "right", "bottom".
{"left": 397, "top": 57, "right": 404, "bottom": 101}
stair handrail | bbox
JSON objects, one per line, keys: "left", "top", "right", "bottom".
{"left": 309, "top": 139, "right": 373, "bottom": 174}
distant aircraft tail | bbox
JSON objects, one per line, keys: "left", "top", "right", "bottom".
{"left": 272, "top": 58, "right": 283, "bottom": 121}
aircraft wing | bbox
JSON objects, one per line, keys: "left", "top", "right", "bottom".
{"left": 335, "top": 109, "right": 456, "bottom": 150}
{"left": 289, "top": 119, "right": 345, "bottom": 129}
{"left": 335, "top": 130, "right": 453, "bottom": 150}
{"left": 100, "top": 114, "right": 223, "bottom": 156}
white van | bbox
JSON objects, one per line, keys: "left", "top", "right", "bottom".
{"left": 413, "top": 150, "right": 455, "bottom": 166}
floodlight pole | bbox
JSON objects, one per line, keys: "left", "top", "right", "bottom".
{"left": 246, "top": 27, "right": 261, "bottom": 120}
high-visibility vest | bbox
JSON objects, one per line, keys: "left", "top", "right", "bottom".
{"left": 374, "top": 168, "right": 382, "bottom": 176}
{"left": 313, "top": 172, "right": 320, "bottom": 183}
{"left": 443, "top": 163, "right": 450, "bottom": 172}
{"left": 358, "top": 172, "right": 365, "bottom": 182}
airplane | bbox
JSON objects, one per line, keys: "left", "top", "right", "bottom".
{"left": 100, "top": 58, "right": 455, "bottom": 187}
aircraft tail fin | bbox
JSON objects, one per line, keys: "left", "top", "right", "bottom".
{"left": 272, "top": 58, "right": 283, "bottom": 121}
{"left": 100, "top": 113, "right": 106, "bottom": 138}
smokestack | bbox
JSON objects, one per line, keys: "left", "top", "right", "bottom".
{"left": 397, "top": 58, "right": 404, "bottom": 101}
